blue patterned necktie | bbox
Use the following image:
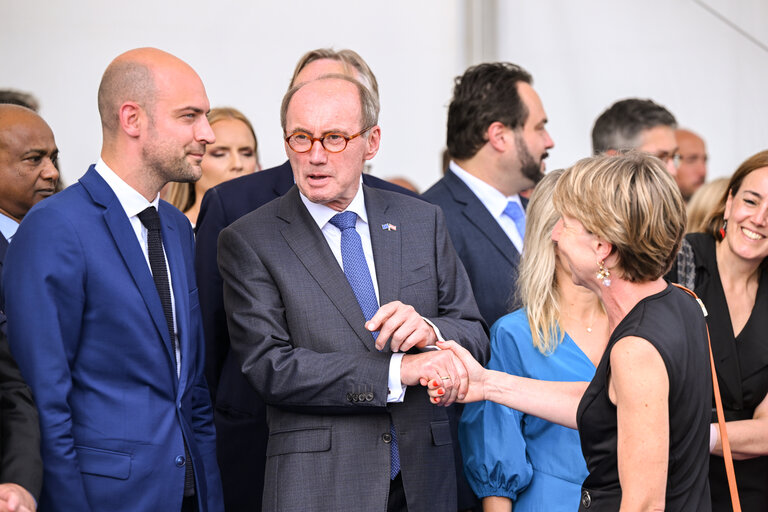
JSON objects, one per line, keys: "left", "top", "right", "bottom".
{"left": 329, "top": 211, "right": 400, "bottom": 479}
{"left": 503, "top": 200, "right": 526, "bottom": 239}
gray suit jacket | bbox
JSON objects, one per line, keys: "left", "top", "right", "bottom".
{"left": 218, "top": 185, "right": 488, "bottom": 512}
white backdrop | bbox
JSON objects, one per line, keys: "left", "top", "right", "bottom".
{"left": 2, "top": 0, "right": 766, "bottom": 192}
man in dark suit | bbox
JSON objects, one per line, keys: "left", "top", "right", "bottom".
{"left": 3, "top": 48, "right": 223, "bottom": 512}
{"left": 424, "top": 63, "right": 555, "bottom": 328}
{"left": 195, "top": 48, "right": 417, "bottom": 511}
{"left": 0, "top": 104, "right": 53, "bottom": 511}
{"left": 0, "top": 331, "right": 41, "bottom": 512}
{"left": 0, "top": 104, "right": 60, "bottom": 335}
{"left": 218, "top": 74, "right": 488, "bottom": 511}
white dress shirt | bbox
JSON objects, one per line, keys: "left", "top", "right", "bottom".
{"left": 299, "top": 179, "right": 411, "bottom": 402}
{"left": 449, "top": 160, "right": 525, "bottom": 253}
{"left": 95, "top": 159, "right": 181, "bottom": 377}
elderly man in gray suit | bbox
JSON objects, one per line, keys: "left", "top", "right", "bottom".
{"left": 217, "top": 74, "right": 489, "bottom": 512}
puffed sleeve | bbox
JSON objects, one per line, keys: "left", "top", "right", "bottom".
{"left": 459, "top": 311, "right": 533, "bottom": 500}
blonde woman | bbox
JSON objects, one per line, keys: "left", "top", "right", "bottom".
{"left": 166, "top": 107, "right": 260, "bottom": 226}
{"left": 459, "top": 170, "right": 609, "bottom": 511}
{"left": 685, "top": 177, "right": 729, "bottom": 233}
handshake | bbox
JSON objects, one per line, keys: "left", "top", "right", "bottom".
{"left": 400, "top": 340, "right": 486, "bottom": 406}
{"left": 363, "top": 301, "right": 486, "bottom": 406}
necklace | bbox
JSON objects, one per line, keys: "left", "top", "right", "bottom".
{"left": 563, "top": 306, "right": 597, "bottom": 334}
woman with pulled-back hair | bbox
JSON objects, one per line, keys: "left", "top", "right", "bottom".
{"left": 669, "top": 149, "right": 768, "bottom": 511}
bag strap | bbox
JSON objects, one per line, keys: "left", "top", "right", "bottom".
{"left": 671, "top": 283, "right": 741, "bottom": 512}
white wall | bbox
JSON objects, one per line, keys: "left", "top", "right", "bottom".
{"left": 497, "top": 0, "right": 768, "bottom": 178}
{"left": 2, "top": 0, "right": 766, "bottom": 193}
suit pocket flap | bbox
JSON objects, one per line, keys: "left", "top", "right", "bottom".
{"left": 402, "top": 264, "right": 432, "bottom": 288}
{"left": 430, "top": 420, "right": 452, "bottom": 446}
{"left": 76, "top": 445, "right": 131, "bottom": 480}
{"left": 267, "top": 427, "right": 332, "bottom": 456}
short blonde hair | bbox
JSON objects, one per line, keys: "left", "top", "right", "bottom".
{"left": 553, "top": 153, "right": 686, "bottom": 282}
{"left": 166, "top": 107, "right": 258, "bottom": 213}
{"left": 515, "top": 170, "right": 565, "bottom": 354}
{"left": 686, "top": 177, "right": 729, "bottom": 233}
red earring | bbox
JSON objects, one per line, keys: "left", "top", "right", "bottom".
{"left": 719, "top": 219, "right": 727, "bottom": 239}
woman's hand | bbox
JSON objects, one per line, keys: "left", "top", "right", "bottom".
{"left": 425, "top": 339, "right": 486, "bottom": 404}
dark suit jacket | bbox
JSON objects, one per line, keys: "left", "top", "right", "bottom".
{"left": 217, "top": 184, "right": 488, "bottom": 511}
{"left": 0, "top": 233, "right": 8, "bottom": 334}
{"left": 195, "top": 160, "right": 419, "bottom": 511}
{"left": 0, "top": 229, "right": 43, "bottom": 501}
{"left": 424, "top": 170, "right": 526, "bottom": 327}
{"left": 3, "top": 167, "right": 223, "bottom": 512}
{"left": 0, "top": 329, "right": 42, "bottom": 502}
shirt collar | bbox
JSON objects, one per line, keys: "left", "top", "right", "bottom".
{"left": 449, "top": 160, "right": 523, "bottom": 218}
{"left": 95, "top": 158, "right": 159, "bottom": 217}
{"left": 299, "top": 177, "right": 368, "bottom": 229}
{"left": 0, "top": 212, "right": 19, "bottom": 242}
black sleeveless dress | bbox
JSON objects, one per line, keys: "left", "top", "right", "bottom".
{"left": 576, "top": 284, "right": 711, "bottom": 511}
{"left": 670, "top": 233, "right": 768, "bottom": 511}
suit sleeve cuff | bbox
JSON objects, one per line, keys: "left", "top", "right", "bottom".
{"left": 387, "top": 353, "right": 406, "bottom": 403}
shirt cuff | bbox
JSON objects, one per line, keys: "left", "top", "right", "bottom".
{"left": 421, "top": 316, "right": 443, "bottom": 351}
{"left": 387, "top": 353, "right": 406, "bottom": 403}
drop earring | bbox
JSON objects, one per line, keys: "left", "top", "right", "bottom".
{"left": 596, "top": 260, "right": 611, "bottom": 287}
{"left": 719, "top": 219, "right": 727, "bottom": 239}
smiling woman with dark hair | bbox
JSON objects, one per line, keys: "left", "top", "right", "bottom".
{"left": 669, "top": 149, "right": 768, "bottom": 511}
{"left": 430, "top": 153, "right": 712, "bottom": 511}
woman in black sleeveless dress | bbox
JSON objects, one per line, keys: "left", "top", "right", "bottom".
{"left": 669, "top": 150, "right": 768, "bottom": 511}
{"left": 430, "top": 154, "right": 711, "bottom": 511}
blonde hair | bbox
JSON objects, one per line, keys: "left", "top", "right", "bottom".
{"left": 553, "top": 153, "right": 686, "bottom": 282}
{"left": 166, "top": 107, "right": 258, "bottom": 213}
{"left": 516, "top": 170, "right": 564, "bottom": 354}
{"left": 686, "top": 178, "right": 729, "bottom": 233}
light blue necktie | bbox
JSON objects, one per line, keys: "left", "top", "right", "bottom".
{"left": 329, "top": 211, "right": 400, "bottom": 479}
{"left": 503, "top": 200, "right": 526, "bottom": 239}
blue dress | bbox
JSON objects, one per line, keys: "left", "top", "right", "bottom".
{"left": 459, "top": 309, "right": 595, "bottom": 511}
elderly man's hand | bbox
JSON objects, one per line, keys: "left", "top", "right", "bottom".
{"left": 367, "top": 301, "right": 438, "bottom": 352}
{"left": 0, "top": 483, "right": 36, "bottom": 512}
{"left": 400, "top": 349, "right": 470, "bottom": 406}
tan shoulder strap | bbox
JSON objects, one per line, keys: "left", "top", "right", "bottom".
{"left": 672, "top": 283, "right": 741, "bottom": 512}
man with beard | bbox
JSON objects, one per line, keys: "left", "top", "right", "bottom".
{"left": 3, "top": 48, "right": 223, "bottom": 512}
{"left": 424, "top": 62, "right": 554, "bottom": 328}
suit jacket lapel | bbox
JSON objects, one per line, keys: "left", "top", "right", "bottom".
{"left": 365, "top": 187, "right": 400, "bottom": 307}
{"left": 278, "top": 187, "right": 377, "bottom": 351}
{"left": 80, "top": 167, "right": 177, "bottom": 369}
{"left": 160, "top": 202, "right": 190, "bottom": 391}
{"left": 444, "top": 171, "right": 520, "bottom": 266}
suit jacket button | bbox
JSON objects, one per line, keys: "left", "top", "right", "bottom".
{"left": 382, "top": 433, "right": 392, "bottom": 443}
{"left": 365, "top": 392, "right": 374, "bottom": 401}
{"left": 346, "top": 392, "right": 353, "bottom": 402}
{"left": 175, "top": 455, "right": 186, "bottom": 467}
{"left": 581, "top": 490, "right": 591, "bottom": 508}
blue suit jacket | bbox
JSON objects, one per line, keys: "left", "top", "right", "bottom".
{"left": 195, "top": 160, "right": 419, "bottom": 510}
{"left": 3, "top": 167, "right": 223, "bottom": 512}
{"left": 423, "top": 170, "right": 525, "bottom": 327}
